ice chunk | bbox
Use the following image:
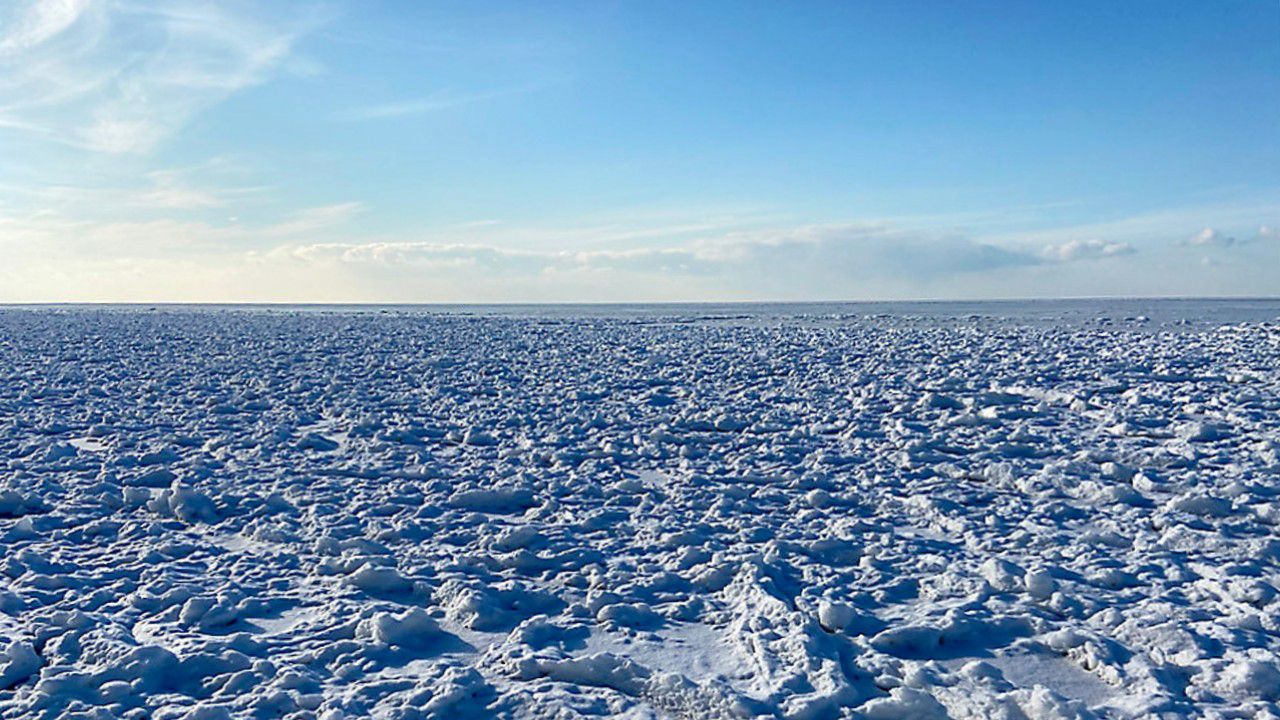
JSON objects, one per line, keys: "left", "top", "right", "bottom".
{"left": 448, "top": 487, "right": 537, "bottom": 513}
{"left": 0, "top": 641, "right": 41, "bottom": 689}
{"left": 462, "top": 427, "right": 498, "bottom": 446}
{"left": 861, "top": 688, "right": 948, "bottom": 719}
{"left": 816, "top": 601, "right": 858, "bottom": 633}
{"left": 1168, "top": 494, "right": 1233, "bottom": 518}
{"left": 1219, "top": 659, "right": 1280, "bottom": 702}
{"left": 344, "top": 563, "right": 414, "bottom": 595}
{"left": 147, "top": 482, "right": 219, "bottom": 523}
{"left": 297, "top": 433, "right": 339, "bottom": 451}
{"left": 0, "top": 491, "right": 43, "bottom": 518}
{"left": 514, "top": 652, "right": 650, "bottom": 695}
{"left": 870, "top": 625, "right": 943, "bottom": 658}
{"left": 1025, "top": 568, "right": 1057, "bottom": 600}
{"left": 355, "top": 608, "right": 444, "bottom": 649}
{"left": 596, "top": 602, "right": 663, "bottom": 630}
{"left": 981, "top": 558, "right": 1025, "bottom": 593}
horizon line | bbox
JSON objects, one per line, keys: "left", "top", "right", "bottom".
{"left": 4, "top": 295, "right": 1279, "bottom": 308}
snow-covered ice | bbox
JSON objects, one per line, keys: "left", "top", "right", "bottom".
{"left": 1, "top": 300, "right": 1279, "bottom": 719}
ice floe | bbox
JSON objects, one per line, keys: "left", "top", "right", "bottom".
{"left": 0, "top": 301, "right": 1278, "bottom": 718}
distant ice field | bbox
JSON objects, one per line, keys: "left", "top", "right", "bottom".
{"left": 1, "top": 300, "right": 1278, "bottom": 719}
{"left": 18, "top": 297, "right": 1280, "bottom": 326}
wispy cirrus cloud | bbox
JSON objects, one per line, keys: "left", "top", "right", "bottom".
{"left": 0, "top": 0, "right": 326, "bottom": 154}
{"left": 0, "top": 163, "right": 266, "bottom": 212}
{"left": 261, "top": 202, "right": 366, "bottom": 237}
{"left": 338, "top": 85, "right": 542, "bottom": 121}
{"left": 134, "top": 169, "right": 229, "bottom": 209}
{"left": 0, "top": 0, "right": 91, "bottom": 54}
{"left": 0, "top": 198, "right": 362, "bottom": 266}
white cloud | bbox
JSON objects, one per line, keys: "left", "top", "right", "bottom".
{"left": 1186, "top": 227, "right": 1235, "bottom": 247}
{"left": 0, "top": 0, "right": 324, "bottom": 153}
{"left": 0, "top": 0, "right": 91, "bottom": 54}
{"left": 266, "top": 224, "right": 1044, "bottom": 301}
{"left": 1, "top": 211, "right": 1059, "bottom": 301}
{"left": 982, "top": 196, "right": 1280, "bottom": 248}
{"left": 2, "top": 196, "right": 1276, "bottom": 302}
{"left": 1041, "top": 238, "right": 1135, "bottom": 262}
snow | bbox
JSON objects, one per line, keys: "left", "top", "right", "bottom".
{"left": 1, "top": 300, "right": 1279, "bottom": 718}
{"left": 0, "top": 642, "right": 41, "bottom": 690}
{"left": 355, "top": 608, "right": 445, "bottom": 649}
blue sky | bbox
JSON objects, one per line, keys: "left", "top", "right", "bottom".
{"left": 1, "top": 0, "right": 1277, "bottom": 301}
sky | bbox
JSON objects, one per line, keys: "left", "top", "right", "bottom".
{"left": 0, "top": 0, "right": 1277, "bottom": 303}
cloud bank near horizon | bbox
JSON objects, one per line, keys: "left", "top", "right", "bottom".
{"left": 3, "top": 206, "right": 1277, "bottom": 302}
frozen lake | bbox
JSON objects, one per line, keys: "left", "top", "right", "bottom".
{"left": 1, "top": 299, "right": 1278, "bottom": 718}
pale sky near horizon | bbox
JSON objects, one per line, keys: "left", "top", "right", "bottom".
{"left": 1, "top": 0, "right": 1277, "bottom": 302}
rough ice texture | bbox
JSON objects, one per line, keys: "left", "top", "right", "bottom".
{"left": 1, "top": 301, "right": 1279, "bottom": 719}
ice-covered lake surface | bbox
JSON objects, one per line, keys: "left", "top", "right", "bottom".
{"left": 1, "top": 299, "right": 1278, "bottom": 719}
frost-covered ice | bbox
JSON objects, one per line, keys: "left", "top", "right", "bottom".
{"left": 1, "top": 300, "right": 1279, "bottom": 719}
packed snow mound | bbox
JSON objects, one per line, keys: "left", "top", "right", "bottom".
{"left": 1, "top": 302, "right": 1278, "bottom": 719}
